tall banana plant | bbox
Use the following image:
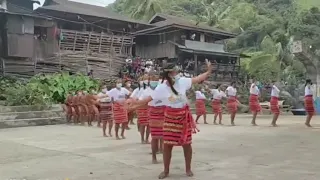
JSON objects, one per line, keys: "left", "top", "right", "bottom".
{"left": 198, "top": 0, "right": 232, "bottom": 26}
{"left": 124, "top": 0, "right": 162, "bottom": 20}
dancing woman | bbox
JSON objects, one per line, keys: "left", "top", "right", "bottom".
{"left": 210, "top": 84, "right": 226, "bottom": 125}
{"left": 64, "top": 93, "right": 74, "bottom": 123}
{"left": 137, "top": 74, "right": 151, "bottom": 143}
{"left": 139, "top": 74, "right": 165, "bottom": 163}
{"left": 108, "top": 79, "right": 131, "bottom": 140}
{"left": 130, "top": 76, "right": 146, "bottom": 131}
{"left": 270, "top": 81, "right": 280, "bottom": 126}
{"left": 98, "top": 88, "right": 113, "bottom": 137}
{"left": 129, "top": 62, "right": 212, "bottom": 179}
{"left": 195, "top": 87, "right": 208, "bottom": 124}
{"left": 225, "top": 82, "right": 238, "bottom": 126}
{"left": 304, "top": 79, "right": 315, "bottom": 127}
{"left": 125, "top": 80, "right": 134, "bottom": 129}
{"left": 249, "top": 79, "right": 261, "bottom": 126}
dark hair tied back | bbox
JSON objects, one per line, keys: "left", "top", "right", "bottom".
{"left": 305, "top": 79, "right": 312, "bottom": 86}
{"left": 162, "top": 64, "right": 178, "bottom": 95}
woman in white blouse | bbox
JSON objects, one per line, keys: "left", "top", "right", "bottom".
{"left": 304, "top": 79, "right": 315, "bottom": 127}
{"left": 270, "top": 81, "right": 280, "bottom": 126}
{"left": 249, "top": 79, "right": 261, "bottom": 126}
{"left": 195, "top": 87, "right": 208, "bottom": 124}
{"left": 225, "top": 82, "right": 239, "bottom": 126}
{"left": 210, "top": 84, "right": 226, "bottom": 125}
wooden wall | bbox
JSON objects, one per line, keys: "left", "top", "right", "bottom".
{"left": 135, "top": 31, "right": 179, "bottom": 59}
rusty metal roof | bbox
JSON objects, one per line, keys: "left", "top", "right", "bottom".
{"left": 134, "top": 13, "right": 237, "bottom": 39}
{"left": 37, "top": 0, "right": 152, "bottom": 26}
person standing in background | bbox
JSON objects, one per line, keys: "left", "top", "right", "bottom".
{"left": 270, "top": 81, "right": 280, "bottom": 127}
{"left": 249, "top": 79, "right": 261, "bottom": 126}
{"left": 195, "top": 87, "right": 208, "bottom": 124}
{"left": 304, "top": 79, "right": 315, "bottom": 127}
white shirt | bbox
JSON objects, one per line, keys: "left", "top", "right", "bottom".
{"left": 130, "top": 88, "right": 143, "bottom": 99}
{"left": 211, "top": 89, "right": 226, "bottom": 100}
{"left": 271, "top": 85, "right": 280, "bottom": 97}
{"left": 107, "top": 87, "right": 130, "bottom": 102}
{"left": 305, "top": 85, "right": 313, "bottom": 96}
{"left": 97, "top": 92, "right": 110, "bottom": 101}
{"left": 139, "top": 87, "right": 166, "bottom": 106}
{"left": 250, "top": 83, "right": 260, "bottom": 95}
{"left": 226, "top": 86, "right": 237, "bottom": 96}
{"left": 151, "top": 77, "right": 192, "bottom": 108}
{"left": 195, "top": 91, "right": 206, "bottom": 100}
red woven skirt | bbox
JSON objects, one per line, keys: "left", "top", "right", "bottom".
{"left": 249, "top": 94, "right": 261, "bottom": 113}
{"left": 99, "top": 102, "right": 113, "bottom": 122}
{"left": 304, "top": 95, "right": 315, "bottom": 115}
{"left": 163, "top": 106, "right": 197, "bottom": 146}
{"left": 227, "top": 96, "right": 238, "bottom": 113}
{"left": 211, "top": 99, "right": 222, "bottom": 114}
{"left": 195, "top": 99, "right": 206, "bottom": 116}
{"left": 137, "top": 108, "right": 149, "bottom": 126}
{"left": 270, "top": 96, "right": 280, "bottom": 115}
{"left": 148, "top": 106, "right": 165, "bottom": 139}
{"left": 113, "top": 103, "right": 128, "bottom": 124}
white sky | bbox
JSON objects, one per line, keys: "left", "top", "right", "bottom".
{"left": 35, "top": 0, "right": 116, "bottom": 8}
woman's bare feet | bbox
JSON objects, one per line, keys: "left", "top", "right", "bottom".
{"left": 271, "top": 123, "right": 278, "bottom": 127}
{"left": 305, "top": 122, "right": 312, "bottom": 127}
{"left": 186, "top": 170, "right": 194, "bottom": 177}
{"left": 109, "top": 133, "right": 113, "bottom": 137}
{"left": 204, "top": 122, "right": 208, "bottom": 124}
{"left": 158, "top": 171, "right": 169, "bottom": 179}
{"left": 231, "top": 122, "right": 235, "bottom": 126}
{"left": 251, "top": 122, "right": 258, "bottom": 126}
{"left": 152, "top": 159, "right": 158, "bottom": 164}
{"left": 121, "top": 135, "right": 126, "bottom": 139}
{"left": 103, "top": 134, "right": 108, "bottom": 137}
{"left": 116, "top": 136, "right": 121, "bottom": 140}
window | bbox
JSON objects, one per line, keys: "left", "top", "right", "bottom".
{"left": 159, "top": 33, "right": 166, "bottom": 44}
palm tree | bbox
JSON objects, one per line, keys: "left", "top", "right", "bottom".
{"left": 124, "top": 0, "right": 162, "bottom": 20}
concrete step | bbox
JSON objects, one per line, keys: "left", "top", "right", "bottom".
{"left": 0, "top": 110, "right": 64, "bottom": 121}
{"left": 0, "top": 104, "right": 63, "bottom": 113}
{"left": 0, "top": 117, "right": 66, "bottom": 129}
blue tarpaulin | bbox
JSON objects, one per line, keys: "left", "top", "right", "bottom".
{"left": 315, "top": 97, "right": 320, "bottom": 114}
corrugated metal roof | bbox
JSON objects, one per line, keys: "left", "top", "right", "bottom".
{"left": 147, "top": 13, "right": 237, "bottom": 38}
{"left": 37, "top": 0, "right": 152, "bottom": 26}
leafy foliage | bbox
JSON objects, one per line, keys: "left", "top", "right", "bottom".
{"left": 2, "top": 74, "right": 100, "bottom": 106}
{"left": 110, "top": 0, "right": 320, "bottom": 84}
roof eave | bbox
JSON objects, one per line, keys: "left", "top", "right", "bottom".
{"left": 133, "top": 23, "right": 238, "bottom": 39}
{"left": 36, "top": 7, "right": 152, "bottom": 27}
{"left": 179, "top": 47, "right": 240, "bottom": 58}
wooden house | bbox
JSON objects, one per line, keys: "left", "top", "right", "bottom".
{"left": 0, "top": 0, "right": 57, "bottom": 77}
{"left": 134, "top": 14, "right": 241, "bottom": 83}
{"left": 1, "top": 0, "right": 154, "bottom": 79}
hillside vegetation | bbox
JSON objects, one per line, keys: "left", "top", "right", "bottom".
{"left": 109, "top": 0, "right": 320, "bottom": 85}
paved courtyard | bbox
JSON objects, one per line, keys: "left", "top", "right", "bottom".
{"left": 1, "top": 114, "right": 320, "bottom": 180}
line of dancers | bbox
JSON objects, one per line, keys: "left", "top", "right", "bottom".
{"left": 63, "top": 61, "right": 316, "bottom": 179}
{"left": 193, "top": 79, "right": 316, "bottom": 127}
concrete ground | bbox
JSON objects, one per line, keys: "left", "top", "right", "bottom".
{"left": 1, "top": 114, "right": 320, "bottom": 180}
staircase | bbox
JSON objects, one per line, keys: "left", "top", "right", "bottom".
{"left": 0, "top": 104, "right": 66, "bottom": 129}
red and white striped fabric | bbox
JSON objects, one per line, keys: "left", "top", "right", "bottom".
{"left": 304, "top": 95, "right": 315, "bottom": 115}
{"left": 137, "top": 108, "right": 149, "bottom": 126}
{"left": 113, "top": 102, "right": 128, "bottom": 124}
{"left": 195, "top": 99, "right": 206, "bottom": 116}
{"left": 211, "top": 99, "right": 222, "bottom": 114}
{"left": 270, "top": 96, "right": 280, "bottom": 115}
{"left": 227, "top": 96, "right": 238, "bottom": 113}
{"left": 249, "top": 94, "right": 261, "bottom": 113}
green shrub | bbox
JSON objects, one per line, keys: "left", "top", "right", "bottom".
{"left": 2, "top": 73, "right": 100, "bottom": 106}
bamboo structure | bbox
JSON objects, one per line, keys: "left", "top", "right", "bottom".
{"left": 0, "top": 29, "right": 132, "bottom": 79}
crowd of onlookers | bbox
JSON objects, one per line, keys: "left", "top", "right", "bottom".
{"left": 118, "top": 57, "right": 162, "bottom": 80}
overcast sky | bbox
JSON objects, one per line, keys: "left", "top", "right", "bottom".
{"left": 36, "top": 0, "right": 116, "bottom": 8}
